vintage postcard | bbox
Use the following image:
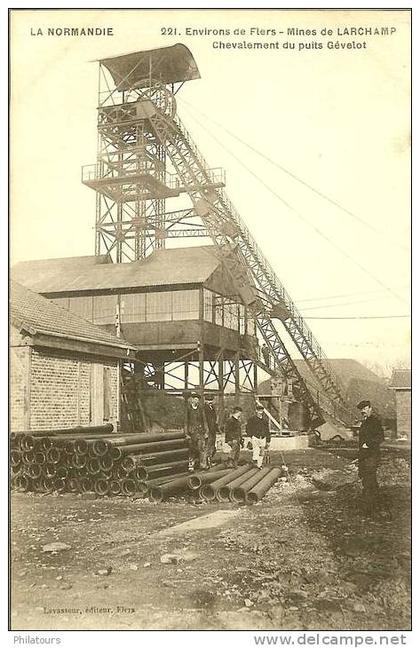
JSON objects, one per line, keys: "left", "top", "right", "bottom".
{"left": 9, "top": 8, "right": 411, "bottom": 639}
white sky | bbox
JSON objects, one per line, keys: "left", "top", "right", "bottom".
{"left": 10, "top": 9, "right": 411, "bottom": 370}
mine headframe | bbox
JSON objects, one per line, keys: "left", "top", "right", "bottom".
{"left": 81, "top": 44, "right": 352, "bottom": 429}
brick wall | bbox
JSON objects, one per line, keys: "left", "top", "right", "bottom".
{"left": 10, "top": 343, "right": 119, "bottom": 432}
{"left": 395, "top": 390, "right": 411, "bottom": 439}
{"left": 10, "top": 346, "right": 30, "bottom": 431}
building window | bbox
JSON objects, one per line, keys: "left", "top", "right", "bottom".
{"left": 172, "top": 290, "right": 199, "bottom": 320}
{"left": 239, "top": 304, "right": 246, "bottom": 334}
{"left": 214, "top": 295, "right": 223, "bottom": 326}
{"left": 224, "top": 301, "right": 239, "bottom": 331}
{"left": 147, "top": 292, "right": 172, "bottom": 322}
{"left": 247, "top": 314, "right": 256, "bottom": 336}
{"left": 93, "top": 295, "right": 118, "bottom": 325}
{"left": 203, "top": 289, "right": 213, "bottom": 323}
{"left": 121, "top": 293, "right": 146, "bottom": 323}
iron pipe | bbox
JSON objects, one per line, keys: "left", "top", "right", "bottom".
{"left": 112, "top": 464, "right": 127, "bottom": 479}
{"left": 54, "top": 478, "right": 67, "bottom": 493}
{"left": 116, "top": 439, "right": 188, "bottom": 456}
{"left": 217, "top": 468, "right": 259, "bottom": 503}
{"left": 33, "top": 451, "right": 47, "bottom": 465}
{"left": 134, "top": 448, "right": 189, "bottom": 467}
{"left": 41, "top": 476, "right": 55, "bottom": 493}
{"left": 91, "top": 439, "right": 110, "bottom": 457}
{"left": 246, "top": 468, "right": 282, "bottom": 504}
{"left": 109, "top": 480, "right": 121, "bottom": 496}
{"left": 55, "top": 465, "right": 69, "bottom": 480}
{"left": 94, "top": 478, "right": 110, "bottom": 496}
{"left": 11, "top": 451, "right": 22, "bottom": 467}
{"left": 129, "top": 466, "right": 147, "bottom": 481}
{"left": 44, "top": 463, "right": 56, "bottom": 478}
{"left": 79, "top": 477, "right": 93, "bottom": 493}
{"left": 145, "top": 471, "right": 191, "bottom": 487}
{"left": 17, "top": 424, "right": 114, "bottom": 437}
{"left": 74, "top": 439, "right": 89, "bottom": 455}
{"left": 16, "top": 474, "right": 33, "bottom": 491}
{"left": 231, "top": 467, "right": 272, "bottom": 503}
{"left": 46, "top": 447, "right": 62, "bottom": 464}
{"left": 72, "top": 453, "right": 87, "bottom": 469}
{"left": 148, "top": 473, "right": 193, "bottom": 503}
{"left": 98, "top": 454, "right": 114, "bottom": 472}
{"left": 20, "top": 436, "right": 36, "bottom": 451}
{"left": 200, "top": 464, "right": 250, "bottom": 501}
{"left": 27, "top": 464, "right": 42, "bottom": 479}
{"left": 35, "top": 437, "right": 53, "bottom": 451}
{"left": 187, "top": 468, "right": 231, "bottom": 490}
{"left": 120, "top": 478, "right": 137, "bottom": 496}
{"left": 111, "top": 447, "right": 122, "bottom": 461}
{"left": 22, "top": 451, "right": 35, "bottom": 465}
{"left": 87, "top": 458, "right": 102, "bottom": 475}
{"left": 142, "top": 460, "right": 189, "bottom": 481}
{"left": 67, "top": 477, "right": 79, "bottom": 493}
{"left": 120, "top": 448, "right": 189, "bottom": 472}
{"left": 100, "top": 431, "right": 185, "bottom": 446}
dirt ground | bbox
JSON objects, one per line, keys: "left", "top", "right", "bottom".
{"left": 10, "top": 444, "right": 411, "bottom": 631}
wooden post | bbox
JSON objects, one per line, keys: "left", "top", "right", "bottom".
{"left": 218, "top": 353, "right": 225, "bottom": 422}
{"left": 198, "top": 346, "right": 204, "bottom": 396}
{"left": 234, "top": 351, "right": 240, "bottom": 404}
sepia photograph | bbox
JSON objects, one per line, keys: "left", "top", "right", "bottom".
{"left": 9, "top": 7, "right": 411, "bottom": 636}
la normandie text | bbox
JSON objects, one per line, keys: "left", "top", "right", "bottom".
{"left": 30, "top": 27, "right": 114, "bottom": 36}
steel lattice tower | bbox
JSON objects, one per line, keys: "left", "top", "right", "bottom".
{"left": 82, "top": 44, "right": 352, "bottom": 428}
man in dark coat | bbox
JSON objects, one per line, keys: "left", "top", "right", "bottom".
{"left": 357, "top": 399, "right": 384, "bottom": 516}
{"left": 204, "top": 394, "right": 220, "bottom": 467}
{"left": 184, "top": 392, "right": 209, "bottom": 471}
{"left": 246, "top": 403, "right": 271, "bottom": 468}
{"left": 224, "top": 406, "right": 243, "bottom": 468}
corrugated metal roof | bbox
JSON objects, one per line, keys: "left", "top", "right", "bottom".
{"left": 11, "top": 246, "right": 220, "bottom": 295}
{"left": 389, "top": 370, "right": 411, "bottom": 389}
{"left": 99, "top": 44, "right": 200, "bottom": 90}
{"left": 10, "top": 281, "right": 136, "bottom": 350}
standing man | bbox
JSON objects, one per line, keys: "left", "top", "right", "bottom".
{"left": 261, "top": 343, "right": 271, "bottom": 368}
{"left": 357, "top": 399, "right": 385, "bottom": 517}
{"left": 204, "top": 394, "right": 220, "bottom": 467}
{"left": 224, "top": 406, "right": 243, "bottom": 468}
{"left": 184, "top": 392, "right": 208, "bottom": 471}
{"left": 246, "top": 403, "right": 271, "bottom": 469}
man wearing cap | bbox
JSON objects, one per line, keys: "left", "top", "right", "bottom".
{"left": 184, "top": 392, "right": 209, "bottom": 471}
{"left": 357, "top": 399, "right": 385, "bottom": 517}
{"left": 224, "top": 406, "right": 243, "bottom": 468}
{"left": 246, "top": 404, "right": 271, "bottom": 469}
{"left": 204, "top": 394, "right": 220, "bottom": 467}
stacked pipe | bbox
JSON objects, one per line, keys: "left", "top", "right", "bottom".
{"left": 148, "top": 464, "right": 282, "bottom": 504}
{"left": 10, "top": 425, "right": 190, "bottom": 496}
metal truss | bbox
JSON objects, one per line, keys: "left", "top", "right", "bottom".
{"left": 146, "top": 102, "right": 351, "bottom": 425}
{"left": 84, "top": 60, "right": 352, "bottom": 427}
{"left": 133, "top": 355, "right": 256, "bottom": 395}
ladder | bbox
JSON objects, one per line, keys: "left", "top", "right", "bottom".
{"left": 120, "top": 364, "right": 148, "bottom": 433}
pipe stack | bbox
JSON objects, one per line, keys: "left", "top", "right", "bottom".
{"left": 11, "top": 426, "right": 283, "bottom": 504}
{"left": 10, "top": 425, "right": 189, "bottom": 496}
{"left": 147, "top": 464, "right": 282, "bottom": 504}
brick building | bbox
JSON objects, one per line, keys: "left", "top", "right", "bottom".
{"left": 10, "top": 281, "right": 137, "bottom": 432}
{"left": 389, "top": 369, "right": 411, "bottom": 440}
